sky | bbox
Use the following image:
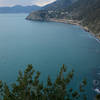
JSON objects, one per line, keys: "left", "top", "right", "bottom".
{"left": 0, "top": 0, "right": 56, "bottom": 7}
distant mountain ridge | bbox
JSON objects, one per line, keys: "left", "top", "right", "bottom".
{"left": 0, "top": 5, "right": 41, "bottom": 13}
{"left": 26, "top": 0, "right": 100, "bottom": 38}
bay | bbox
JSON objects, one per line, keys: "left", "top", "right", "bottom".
{"left": 0, "top": 14, "right": 100, "bottom": 99}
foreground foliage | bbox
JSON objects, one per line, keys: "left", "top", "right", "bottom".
{"left": 0, "top": 64, "right": 94, "bottom": 100}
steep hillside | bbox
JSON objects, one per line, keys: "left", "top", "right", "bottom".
{"left": 67, "top": 0, "right": 100, "bottom": 35}
{"left": 26, "top": 0, "right": 76, "bottom": 20}
{"left": 26, "top": 0, "right": 100, "bottom": 38}
{"left": 42, "top": 0, "right": 76, "bottom": 10}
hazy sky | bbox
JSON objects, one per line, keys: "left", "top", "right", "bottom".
{"left": 0, "top": 0, "right": 56, "bottom": 7}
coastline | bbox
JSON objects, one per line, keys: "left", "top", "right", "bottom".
{"left": 48, "top": 18, "right": 100, "bottom": 42}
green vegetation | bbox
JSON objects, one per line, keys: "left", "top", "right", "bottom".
{"left": 0, "top": 64, "right": 89, "bottom": 100}
{"left": 0, "top": 64, "right": 99, "bottom": 100}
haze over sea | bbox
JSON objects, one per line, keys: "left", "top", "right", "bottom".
{"left": 0, "top": 14, "right": 100, "bottom": 99}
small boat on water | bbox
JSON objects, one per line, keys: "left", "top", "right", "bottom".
{"left": 93, "top": 80, "right": 100, "bottom": 94}
{"left": 93, "top": 80, "right": 99, "bottom": 86}
{"left": 94, "top": 88, "right": 100, "bottom": 94}
{"left": 92, "top": 67, "right": 100, "bottom": 94}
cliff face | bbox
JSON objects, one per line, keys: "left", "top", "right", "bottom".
{"left": 26, "top": 11, "right": 47, "bottom": 21}
{"left": 26, "top": 0, "right": 100, "bottom": 37}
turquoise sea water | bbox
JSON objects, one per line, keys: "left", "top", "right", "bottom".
{"left": 0, "top": 14, "right": 100, "bottom": 99}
